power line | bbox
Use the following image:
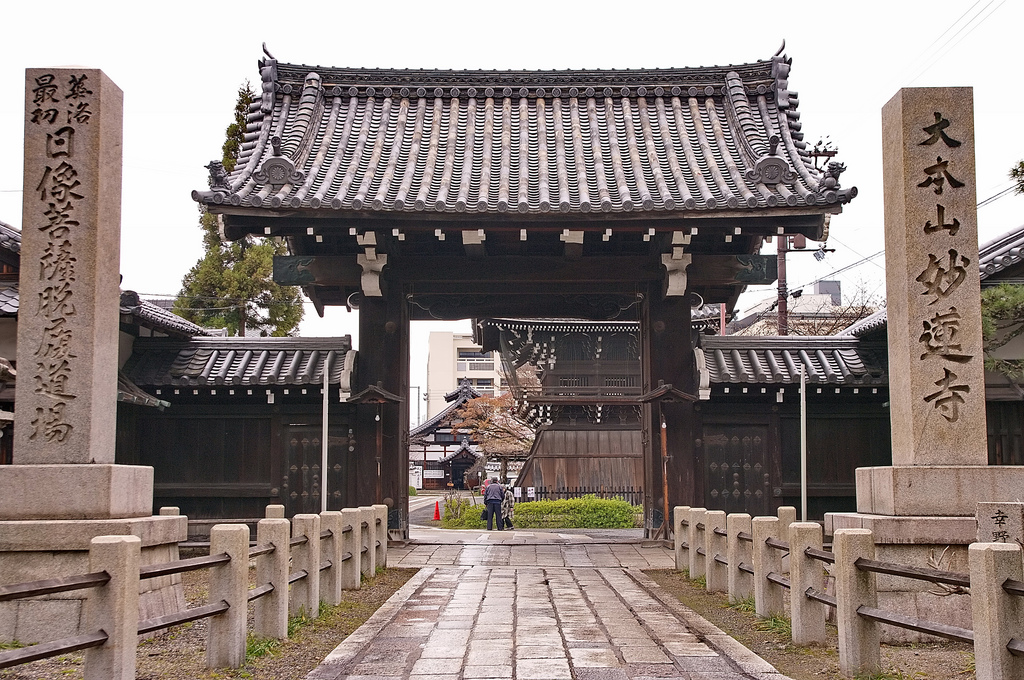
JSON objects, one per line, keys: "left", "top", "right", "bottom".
{"left": 904, "top": 0, "right": 1003, "bottom": 86}
{"left": 978, "top": 184, "right": 1018, "bottom": 209}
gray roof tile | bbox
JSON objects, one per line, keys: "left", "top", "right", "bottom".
{"left": 123, "top": 337, "right": 355, "bottom": 388}
{"left": 701, "top": 335, "right": 887, "bottom": 385}
{"left": 979, "top": 223, "right": 1024, "bottom": 281}
{"left": 0, "top": 221, "right": 20, "bottom": 256}
{"left": 194, "top": 54, "right": 856, "bottom": 216}
{"left": 0, "top": 284, "right": 17, "bottom": 317}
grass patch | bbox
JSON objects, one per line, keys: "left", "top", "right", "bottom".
{"left": 755, "top": 614, "right": 792, "bottom": 638}
{"left": 287, "top": 611, "right": 315, "bottom": 637}
{"left": 726, "top": 595, "right": 756, "bottom": 613}
{"left": 693, "top": 574, "right": 707, "bottom": 589}
{"left": 245, "top": 633, "right": 280, "bottom": 660}
{"left": 0, "top": 640, "right": 26, "bottom": 650}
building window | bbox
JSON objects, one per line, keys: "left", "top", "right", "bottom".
{"left": 457, "top": 349, "right": 495, "bottom": 372}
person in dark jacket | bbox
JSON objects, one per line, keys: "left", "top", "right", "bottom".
{"left": 483, "top": 477, "right": 504, "bottom": 531}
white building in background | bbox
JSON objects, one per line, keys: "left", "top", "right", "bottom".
{"left": 426, "top": 332, "right": 504, "bottom": 419}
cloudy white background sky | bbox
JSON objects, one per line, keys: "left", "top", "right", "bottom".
{"left": 1, "top": 0, "right": 1021, "bottom": 418}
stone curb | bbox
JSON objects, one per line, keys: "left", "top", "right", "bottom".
{"left": 304, "top": 567, "right": 436, "bottom": 679}
{"left": 628, "top": 568, "right": 795, "bottom": 680}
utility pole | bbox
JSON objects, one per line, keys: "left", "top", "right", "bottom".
{"left": 777, "top": 235, "right": 789, "bottom": 336}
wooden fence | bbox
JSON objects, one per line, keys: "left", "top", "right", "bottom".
{"left": 533, "top": 485, "right": 643, "bottom": 506}
{"left": 0, "top": 504, "right": 389, "bottom": 678}
{"left": 674, "top": 505, "right": 1024, "bottom": 680}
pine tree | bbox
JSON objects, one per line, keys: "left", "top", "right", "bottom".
{"left": 174, "top": 84, "right": 304, "bottom": 336}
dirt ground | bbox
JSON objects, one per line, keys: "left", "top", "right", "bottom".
{"left": 0, "top": 565, "right": 416, "bottom": 680}
{"left": 645, "top": 569, "right": 976, "bottom": 680}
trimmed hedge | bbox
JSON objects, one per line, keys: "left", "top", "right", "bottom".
{"left": 513, "top": 495, "right": 641, "bottom": 528}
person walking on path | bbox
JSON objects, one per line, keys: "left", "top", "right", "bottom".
{"left": 501, "top": 484, "right": 515, "bottom": 530}
{"left": 483, "top": 477, "right": 504, "bottom": 531}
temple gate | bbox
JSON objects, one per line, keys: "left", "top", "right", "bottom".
{"left": 192, "top": 48, "right": 856, "bottom": 537}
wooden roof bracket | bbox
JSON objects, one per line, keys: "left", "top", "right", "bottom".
{"left": 660, "top": 252, "right": 692, "bottom": 297}
{"left": 356, "top": 231, "right": 387, "bottom": 296}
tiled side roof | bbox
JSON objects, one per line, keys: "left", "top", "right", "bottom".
{"left": 117, "top": 370, "right": 170, "bottom": 409}
{"left": 123, "top": 337, "right": 355, "bottom": 388}
{"left": 0, "top": 283, "right": 17, "bottom": 317}
{"left": 193, "top": 53, "right": 856, "bottom": 216}
{"left": 0, "top": 221, "right": 20, "bottom": 255}
{"left": 979, "top": 223, "right": 1024, "bottom": 281}
{"left": 838, "top": 223, "right": 1024, "bottom": 339}
{"left": 120, "top": 291, "right": 216, "bottom": 338}
{"left": 700, "top": 335, "right": 887, "bottom": 385}
{"left": 838, "top": 308, "right": 887, "bottom": 338}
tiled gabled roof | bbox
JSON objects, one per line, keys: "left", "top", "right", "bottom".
{"left": 699, "top": 335, "right": 887, "bottom": 385}
{"left": 119, "top": 291, "right": 216, "bottom": 339}
{"left": 193, "top": 52, "right": 856, "bottom": 217}
{"left": 411, "top": 378, "right": 480, "bottom": 440}
{"left": 123, "top": 337, "right": 355, "bottom": 389}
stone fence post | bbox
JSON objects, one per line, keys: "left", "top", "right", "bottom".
{"left": 790, "top": 521, "right": 826, "bottom": 646}
{"left": 752, "top": 516, "right": 784, "bottom": 618}
{"left": 82, "top": 535, "right": 140, "bottom": 680}
{"left": 373, "top": 504, "right": 388, "bottom": 568}
{"left": 320, "top": 511, "right": 344, "bottom": 606}
{"left": 727, "top": 513, "right": 752, "bottom": 603}
{"left": 266, "top": 504, "right": 285, "bottom": 518}
{"left": 673, "top": 505, "right": 690, "bottom": 572}
{"left": 290, "top": 514, "right": 321, "bottom": 618}
{"left": 206, "top": 524, "right": 249, "bottom": 669}
{"left": 341, "top": 508, "right": 362, "bottom": 590}
{"left": 359, "top": 507, "right": 376, "bottom": 578}
{"left": 969, "top": 542, "right": 1024, "bottom": 680}
{"left": 777, "top": 506, "right": 796, "bottom": 572}
{"left": 834, "top": 528, "right": 879, "bottom": 678}
{"left": 688, "top": 508, "right": 707, "bottom": 580}
{"left": 704, "top": 511, "right": 728, "bottom": 594}
{"left": 255, "top": 517, "right": 289, "bottom": 640}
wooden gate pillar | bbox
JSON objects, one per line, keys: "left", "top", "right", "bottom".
{"left": 640, "top": 284, "right": 696, "bottom": 536}
{"left": 354, "top": 280, "right": 410, "bottom": 538}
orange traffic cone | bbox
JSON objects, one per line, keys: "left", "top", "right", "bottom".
{"left": 433, "top": 500, "right": 441, "bottom": 521}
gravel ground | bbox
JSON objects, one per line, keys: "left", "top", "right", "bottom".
{"left": 0, "top": 559, "right": 416, "bottom": 680}
{"left": 645, "top": 569, "right": 977, "bottom": 680}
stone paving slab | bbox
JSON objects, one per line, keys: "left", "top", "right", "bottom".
{"left": 307, "top": 558, "right": 791, "bottom": 679}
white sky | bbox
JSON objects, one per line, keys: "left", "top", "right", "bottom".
{"left": 1, "top": 0, "right": 1022, "bottom": 414}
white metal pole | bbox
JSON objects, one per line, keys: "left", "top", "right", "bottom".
{"left": 321, "top": 353, "right": 332, "bottom": 514}
{"left": 800, "top": 363, "right": 807, "bottom": 522}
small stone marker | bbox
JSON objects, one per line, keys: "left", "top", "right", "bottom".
{"left": 882, "top": 87, "right": 986, "bottom": 466}
{"left": 16, "top": 68, "right": 123, "bottom": 464}
{"left": 977, "top": 502, "right": 1024, "bottom": 546}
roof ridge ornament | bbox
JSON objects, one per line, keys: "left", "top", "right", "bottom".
{"left": 745, "top": 135, "right": 797, "bottom": 185}
{"left": 253, "top": 135, "right": 305, "bottom": 188}
{"left": 206, "top": 160, "right": 230, "bottom": 193}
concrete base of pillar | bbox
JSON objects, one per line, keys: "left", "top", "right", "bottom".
{"left": 856, "top": 466, "right": 1024, "bottom": 516}
{"left": 0, "top": 465, "right": 154, "bottom": 519}
{"left": 0, "top": 514, "right": 186, "bottom": 643}
{"left": 827, "top": 511, "right": 974, "bottom": 643}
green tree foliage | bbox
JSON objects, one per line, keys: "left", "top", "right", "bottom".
{"left": 981, "top": 283, "right": 1024, "bottom": 379}
{"left": 174, "top": 84, "right": 304, "bottom": 336}
{"left": 1012, "top": 160, "right": 1024, "bottom": 196}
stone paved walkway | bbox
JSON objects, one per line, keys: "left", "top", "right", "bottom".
{"left": 307, "top": 531, "right": 789, "bottom": 680}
